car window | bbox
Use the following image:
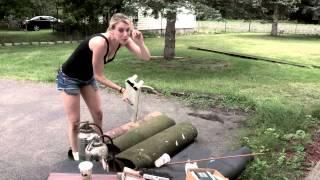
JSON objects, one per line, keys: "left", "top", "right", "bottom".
{"left": 40, "top": 17, "right": 49, "bottom": 20}
{"left": 49, "top": 17, "right": 56, "bottom": 21}
{"left": 30, "top": 17, "right": 40, "bottom": 21}
{"left": 29, "top": 16, "right": 58, "bottom": 21}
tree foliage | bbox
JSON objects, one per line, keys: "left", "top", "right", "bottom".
{"left": 258, "top": 0, "right": 300, "bottom": 35}
{"left": 131, "top": 0, "right": 194, "bottom": 59}
{"left": 294, "top": 0, "right": 320, "bottom": 23}
{"left": 130, "top": 0, "right": 225, "bottom": 59}
{"left": 195, "top": 0, "right": 263, "bottom": 20}
{"left": 0, "top": 0, "right": 56, "bottom": 20}
{"left": 59, "top": 0, "right": 140, "bottom": 34}
{"left": 192, "top": 1, "right": 221, "bottom": 20}
{"left": 260, "top": 0, "right": 300, "bottom": 17}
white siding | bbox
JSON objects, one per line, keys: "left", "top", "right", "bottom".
{"left": 175, "top": 7, "right": 196, "bottom": 29}
{"left": 137, "top": 11, "right": 166, "bottom": 30}
{"left": 136, "top": 7, "right": 196, "bottom": 30}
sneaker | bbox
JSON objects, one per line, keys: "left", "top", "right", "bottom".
{"left": 68, "top": 148, "right": 74, "bottom": 161}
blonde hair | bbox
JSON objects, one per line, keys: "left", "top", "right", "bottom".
{"left": 107, "top": 13, "right": 132, "bottom": 31}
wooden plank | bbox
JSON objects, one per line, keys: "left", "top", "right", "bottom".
{"left": 47, "top": 173, "right": 118, "bottom": 180}
{"left": 189, "top": 46, "right": 320, "bottom": 69}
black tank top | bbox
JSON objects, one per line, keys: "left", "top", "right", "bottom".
{"left": 61, "top": 33, "right": 121, "bottom": 81}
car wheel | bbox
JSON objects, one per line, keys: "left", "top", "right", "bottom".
{"left": 33, "top": 25, "right": 40, "bottom": 31}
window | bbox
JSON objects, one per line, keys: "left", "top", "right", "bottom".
{"left": 40, "top": 17, "right": 48, "bottom": 20}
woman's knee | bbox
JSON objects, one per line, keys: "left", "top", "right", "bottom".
{"left": 96, "top": 110, "right": 103, "bottom": 121}
{"left": 69, "top": 121, "right": 80, "bottom": 131}
{"left": 94, "top": 110, "right": 103, "bottom": 123}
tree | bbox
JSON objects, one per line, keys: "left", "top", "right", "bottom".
{"left": 59, "top": 0, "right": 212, "bottom": 60}
{"left": 192, "top": 1, "right": 221, "bottom": 20}
{"left": 299, "top": 0, "right": 320, "bottom": 23}
{"left": 0, "top": 0, "right": 57, "bottom": 20}
{"left": 259, "top": 0, "right": 301, "bottom": 36}
{"left": 0, "top": 0, "right": 57, "bottom": 30}
{"left": 131, "top": 0, "right": 177, "bottom": 59}
{"left": 194, "top": 0, "right": 255, "bottom": 19}
{"left": 0, "top": 0, "right": 31, "bottom": 19}
{"left": 133, "top": 0, "right": 211, "bottom": 60}
{"left": 163, "top": 4, "right": 177, "bottom": 59}
{"left": 60, "top": 0, "right": 129, "bottom": 34}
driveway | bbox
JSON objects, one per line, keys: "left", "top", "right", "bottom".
{"left": 0, "top": 79, "right": 247, "bottom": 180}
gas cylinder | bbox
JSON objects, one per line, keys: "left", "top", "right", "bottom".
{"left": 78, "top": 121, "right": 98, "bottom": 161}
{"left": 85, "top": 136, "right": 108, "bottom": 161}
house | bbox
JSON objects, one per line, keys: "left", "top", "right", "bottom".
{"left": 134, "top": 7, "right": 197, "bottom": 34}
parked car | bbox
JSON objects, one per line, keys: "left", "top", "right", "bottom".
{"left": 21, "top": 16, "right": 62, "bottom": 31}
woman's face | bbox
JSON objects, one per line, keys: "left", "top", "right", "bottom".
{"left": 113, "top": 21, "right": 131, "bottom": 45}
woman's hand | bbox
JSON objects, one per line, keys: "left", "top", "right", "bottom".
{"left": 131, "top": 29, "right": 144, "bottom": 45}
{"left": 126, "top": 29, "right": 151, "bottom": 61}
{"left": 121, "top": 88, "right": 133, "bottom": 105}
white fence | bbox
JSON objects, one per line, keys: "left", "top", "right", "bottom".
{"left": 197, "top": 21, "right": 320, "bottom": 35}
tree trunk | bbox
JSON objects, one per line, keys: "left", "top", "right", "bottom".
{"left": 164, "top": 11, "right": 176, "bottom": 60}
{"left": 271, "top": 4, "right": 279, "bottom": 36}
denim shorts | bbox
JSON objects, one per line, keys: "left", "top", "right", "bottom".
{"left": 56, "top": 70, "right": 98, "bottom": 96}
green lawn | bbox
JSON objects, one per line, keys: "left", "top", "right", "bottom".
{"left": 1, "top": 32, "right": 320, "bottom": 179}
{"left": 0, "top": 29, "right": 78, "bottom": 43}
{"left": 186, "top": 33, "right": 320, "bottom": 66}
{"left": 1, "top": 34, "right": 319, "bottom": 107}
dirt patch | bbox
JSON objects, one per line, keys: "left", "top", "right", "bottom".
{"left": 305, "top": 131, "right": 320, "bottom": 165}
{"left": 188, "top": 112, "right": 225, "bottom": 123}
{"left": 304, "top": 129, "right": 320, "bottom": 179}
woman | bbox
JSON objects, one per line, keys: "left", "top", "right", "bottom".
{"left": 56, "top": 13, "right": 150, "bottom": 160}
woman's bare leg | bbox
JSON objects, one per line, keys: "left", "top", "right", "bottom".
{"left": 80, "top": 86, "right": 103, "bottom": 130}
{"left": 61, "top": 92, "right": 80, "bottom": 153}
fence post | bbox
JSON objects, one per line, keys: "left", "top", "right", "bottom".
{"left": 224, "top": 20, "right": 227, "bottom": 32}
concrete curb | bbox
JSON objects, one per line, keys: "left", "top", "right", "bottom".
{"left": 1, "top": 40, "right": 82, "bottom": 46}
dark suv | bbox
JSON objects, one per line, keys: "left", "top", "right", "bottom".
{"left": 22, "top": 16, "right": 61, "bottom": 31}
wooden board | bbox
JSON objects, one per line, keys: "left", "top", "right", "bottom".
{"left": 47, "top": 173, "right": 118, "bottom": 180}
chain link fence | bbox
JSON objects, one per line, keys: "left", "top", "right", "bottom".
{"left": 197, "top": 21, "right": 320, "bottom": 35}
{"left": 1, "top": 20, "right": 319, "bottom": 45}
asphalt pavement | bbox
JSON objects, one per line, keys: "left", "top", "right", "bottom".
{"left": 0, "top": 79, "right": 247, "bottom": 180}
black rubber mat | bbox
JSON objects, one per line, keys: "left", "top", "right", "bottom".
{"left": 50, "top": 142, "right": 211, "bottom": 179}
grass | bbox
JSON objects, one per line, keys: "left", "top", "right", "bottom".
{"left": 0, "top": 29, "right": 80, "bottom": 43}
{"left": 1, "top": 31, "right": 320, "bottom": 179}
{"left": 197, "top": 20, "right": 320, "bottom": 36}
